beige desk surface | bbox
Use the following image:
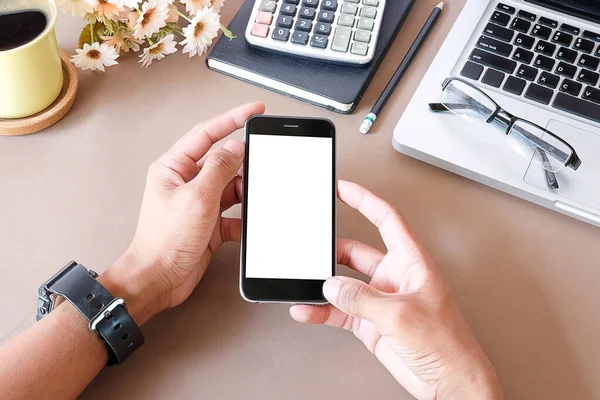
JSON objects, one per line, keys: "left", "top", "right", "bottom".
{"left": 2, "top": 0, "right": 600, "bottom": 398}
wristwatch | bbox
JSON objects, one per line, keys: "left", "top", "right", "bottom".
{"left": 37, "top": 261, "right": 144, "bottom": 365}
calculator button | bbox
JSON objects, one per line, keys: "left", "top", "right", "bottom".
{"left": 332, "top": 26, "right": 352, "bottom": 52}
{"left": 310, "top": 34, "right": 328, "bottom": 48}
{"left": 321, "top": 0, "right": 337, "bottom": 10}
{"left": 255, "top": 10, "right": 273, "bottom": 25}
{"left": 338, "top": 14, "right": 354, "bottom": 27}
{"left": 295, "top": 18, "right": 312, "bottom": 31}
{"left": 299, "top": 7, "right": 316, "bottom": 19}
{"left": 302, "top": 0, "right": 319, "bottom": 7}
{"left": 291, "top": 30, "right": 309, "bottom": 45}
{"left": 354, "top": 29, "right": 371, "bottom": 43}
{"left": 272, "top": 26, "right": 290, "bottom": 41}
{"left": 283, "top": 0, "right": 299, "bottom": 4}
{"left": 341, "top": 3, "right": 358, "bottom": 14}
{"left": 314, "top": 22, "right": 331, "bottom": 35}
{"left": 251, "top": 23, "right": 269, "bottom": 37}
{"left": 345, "top": 0, "right": 359, "bottom": 3}
{"left": 280, "top": 4, "right": 297, "bottom": 15}
{"left": 363, "top": 0, "right": 378, "bottom": 6}
{"left": 357, "top": 17, "right": 374, "bottom": 31}
{"left": 276, "top": 15, "right": 294, "bottom": 28}
{"left": 317, "top": 10, "right": 334, "bottom": 23}
{"left": 350, "top": 42, "right": 368, "bottom": 56}
{"left": 259, "top": 0, "right": 277, "bottom": 12}
{"left": 360, "top": 5, "right": 377, "bottom": 18}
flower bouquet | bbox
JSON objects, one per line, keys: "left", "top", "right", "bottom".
{"left": 58, "top": 0, "right": 234, "bottom": 71}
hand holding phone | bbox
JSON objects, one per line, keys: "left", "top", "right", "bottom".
{"left": 240, "top": 116, "right": 336, "bottom": 304}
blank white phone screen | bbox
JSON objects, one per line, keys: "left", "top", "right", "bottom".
{"left": 245, "top": 134, "right": 333, "bottom": 280}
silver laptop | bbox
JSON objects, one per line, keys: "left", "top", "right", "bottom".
{"left": 393, "top": 0, "right": 600, "bottom": 228}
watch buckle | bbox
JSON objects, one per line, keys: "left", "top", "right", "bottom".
{"left": 88, "top": 297, "right": 126, "bottom": 333}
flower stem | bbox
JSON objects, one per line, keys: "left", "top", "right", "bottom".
{"left": 147, "top": 38, "right": 154, "bottom": 45}
{"left": 90, "top": 21, "right": 95, "bottom": 43}
{"left": 220, "top": 23, "right": 236, "bottom": 40}
{"left": 177, "top": 10, "right": 193, "bottom": 23}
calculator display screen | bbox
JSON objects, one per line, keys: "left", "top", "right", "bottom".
{"left": 244, "top": 133, "right": 334, "bottom": 280}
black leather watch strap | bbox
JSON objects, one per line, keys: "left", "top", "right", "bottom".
{"left": 37, "top": 261, "right": 144, "bottom": 365}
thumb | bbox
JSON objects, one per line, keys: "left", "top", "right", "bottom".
{"left": 323, "top": 276, "right": 390, "bottom": 324}
{"left": 190, "top": 140, "right": 245, "bottom": 202}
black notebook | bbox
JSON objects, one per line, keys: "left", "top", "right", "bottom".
{"left": 206, "top": 0, "right": 415, "bottom": 114}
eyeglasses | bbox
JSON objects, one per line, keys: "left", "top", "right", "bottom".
{"left": 429, "top": 78, "right": 582, "bottom": 185}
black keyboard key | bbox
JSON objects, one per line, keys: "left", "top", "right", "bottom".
{"left": 583, "top": 86, "right": 600, "bottom": 104}
{"left": 517, "top": 64, "right": 538, "bottom": 81}
{"left": 481, "top": 69, "right": 505, "bottom": 87}
{"left": 476, "top": 35, "right": 513, "bottom": 57}
{"left": 460, "top": 61, "right": 484, "bottom": 80}
{"left": 553, "top": 92, "right": 600, "bottom": 123}
{"left": 538, "top": 71, "right": 560, "bottom": 88}
{"left": 511, "top": 18, "right": 531, "bottom": 33}
{"left": 280, "top": 3, "right": 297, "bottom": 15}
{"left": 525, "top": 83, "right": 553, "bottom": 104}
{"left": 276, "top": 15, "right": 294, "bottom": 28}
{"left": 560, "top": 23, "right": 580, "bottom": 36}
{"left": 533, "top": 55, "right": 555, "bottom": 71}
{"left": 310, "top": 33, "right": 328, "bottom": 48}
{"left": 503, "top": 76, "right": 527, "bottom": 95}
{"left": 574, "top": 37, "right": 595, "bottom": 54}
{"left": 514, "top": 33, "right": 535, "bottom": 49}
{"left": 295, "top": 18, "right": 312, "bottom": 31}
{"left": 538, "top": 16, "right": 558, "bottom": 28}
{"left": 314, "top": 22, "right": 331, "bottom": 35}
{"left": 556, "top": 61, "right": 577, "bottom": 78}
{"left": 321, "top": 0, "right": 337, "bottom": 10}
{"left": 272, "top": 27, "right": 290, "bottom": 41}
{"left": 317, "top": 9, "right": 334, "bottom": 23}
{"left": 517, "top": 10, "right": 536, "bottom": 21}
{"left": 497, "top": 3, "right": 515, "bottom": 14}
{"left": 582, "top": 30, "right": 600, "bottom": 42}
{"left": 490, "top": 11, "right": 511, "bottom": 26}
{"left": 531, "top": 24, "right": 552, "bottom": 40}
{"left": 596, "top": 46, "right": 600, "bottom": 57}
{"left": 534, "top": 40, "right": 556, "bottom": 56}
{"left": 284, "top": 0, "right": 299, "bottom": 4}
{"left": 578, "top": 54, "right": 600, "bottom": 70}
{"left": 302, "top": 0, "right": 318, "bottom": 7}
{"left": 291, "top": 30, "right": 309, "bottom": 44}
{"left": 483, "top": 22, "right": 514, "bottom": 42}
{"left": 577, "top": 70, "right": 600, "bottom": 86}
{"left": 560, "top": 79, "right": 582, "bottom": 96}
{"left": 552, "top": 31, "right": 573, "bottom": 47}
{"left": 299, "top": 7, "right": 316, "bottom": 19}
{"left": 512, "top": 47, "right": 534, "bottom": 64}
{"left": 556, "top": 46, "right": 578, "bottom": 63}
{"left": 469, "top": 48, "right": 517, "bottom": 73}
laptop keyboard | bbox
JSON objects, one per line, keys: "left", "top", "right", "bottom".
{"left": 460, "top": 2, "right": 600, "bottom": 125}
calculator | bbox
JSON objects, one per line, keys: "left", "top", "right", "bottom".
{"left": 244, "top": 0, "right": 386, "bottom": 64}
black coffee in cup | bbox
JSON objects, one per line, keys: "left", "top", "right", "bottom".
{"left": 0, "top": 10, "right": 47, "bottom": 51}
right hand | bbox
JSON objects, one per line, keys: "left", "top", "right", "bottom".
{"left": 290, "top": 180, "right": 504, "bottom": 400}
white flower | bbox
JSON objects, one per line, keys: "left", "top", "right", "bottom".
{"left": 139, "top": 34, "right": 178, "bottom": 68}
{"left": 209, "top": 0, "right": 225, "bottom": 12}
{"left": 71, "top": 42, "right": 119, "bottom": 72}
{"left": 56, "top": 0, "right": 95, "bottom": 17}
{"left": 133, "top": 0, "right": 169, "bottom": 40}
{"left": 180, "top": 7, "right": 220, "bottom": 57}
{"left": 180, "top": 0, "right": 210, "bottom": 15}
{"left": 108, "top": 0, "right": 140, "bottom": 8}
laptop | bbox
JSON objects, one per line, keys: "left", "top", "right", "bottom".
{"left": 393, "top": 0, "right": 600, "bottom": 228}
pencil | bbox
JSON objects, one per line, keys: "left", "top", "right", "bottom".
{"left": 360, "top": 1, "right": 445, "bottom": 134}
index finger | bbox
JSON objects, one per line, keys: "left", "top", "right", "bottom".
{"left": 166, "top": 102, "right": 265, "bottom": 163}
{"left": 337, "top": 180, "right": 414, "bottom": 251}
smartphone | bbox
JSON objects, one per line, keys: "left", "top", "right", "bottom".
{"left": 240, "top": 116, "right": 336, "bottom": 304}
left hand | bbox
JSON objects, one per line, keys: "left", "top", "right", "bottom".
{"left": 101, "top": 102, "right": 265, "bottom": 324}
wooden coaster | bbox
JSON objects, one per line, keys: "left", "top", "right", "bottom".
{"left": 0, "top": 51, "right": 79, "bottom": 136}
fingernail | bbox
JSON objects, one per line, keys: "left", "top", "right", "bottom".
{"left": 222, "top": 140, "right": 245, "bottom": 158}
{"left": 323, "top": 277, "right": 343, "bottom": 302}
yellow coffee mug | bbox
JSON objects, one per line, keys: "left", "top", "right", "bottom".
{"left": 0, "top": 0, "right": 63, "bottom": 119}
